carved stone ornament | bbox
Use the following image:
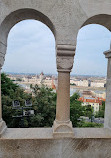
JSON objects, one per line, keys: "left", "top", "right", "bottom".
{"left": 104, "top": 50, "right": 111, "bottom": 58}
{"left": 56, "top": 45, "right": 75, "bottom": 72}
{"left": 57, "top": 56, "right": 74, "bottom": 72}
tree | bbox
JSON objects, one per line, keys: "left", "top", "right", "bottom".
{"left": 1, "top": 73, "right": 19, "bottom": 97}
{"left": 79, "top": 122, "right": 103, "bottom": 128}
{"left": 30, "top": 84, "right": 56, "bottom": 127}
{"left": 1, "top": 73, "right": 103, "bottom": 128}
{"left": 83, "top": 105, "right": 94, "bottom": 120}
{"left": 70, "top": 93, "right": 84, "bottom": 127}
{"left": 2, "top": 73, "right": 56, "bottom": 128}
{"left": 95, "top": 101, "right": 105, "bottom": 118}
{"left": 1, "top": 73, "right": 31, "bottom": 127}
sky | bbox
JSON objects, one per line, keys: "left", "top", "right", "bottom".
{"left": 2, "top": 20, "right": 111, "bottom": 76}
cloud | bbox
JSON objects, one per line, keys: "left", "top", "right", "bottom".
{"left": 2, "top": 21, "right": 111, "bottom": 76}
{"left": 3, "top": 20, "right": 56, "bottom": 74}
{"left": 71, "top": 24, "right": 110, "bottom": 76}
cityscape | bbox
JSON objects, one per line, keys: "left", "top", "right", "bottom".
{"left": 1, "top": 1, "right": 111, "bottom": 157}
{"left": 7, "top": 72, "right": 106, "bottom": 119}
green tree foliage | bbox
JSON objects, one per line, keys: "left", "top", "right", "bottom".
{"left": 1, "top": 74, "right": 56, "bottom": 127}
{"left": 1, "top": 73, "right": 103, "bottom": 128}
{"left": 1, "top": 73, "right": 31, "bottom": 127}
{"left": 95, "top": 101, "right": 105, "bottom": 118}
{"left": 79, "top": 122, "right": 103, "bottom": 128}
{"left": 70, "top": 92, "right": 84, "bottom": 127}
{"left": 83, "top": 105, "right": 94, "bottom": 119}
{"left": 29, "top": 84, "right": 56, "bottom": 127}
{"left": 1, "top": 73, "right": 19, "bottom": 96}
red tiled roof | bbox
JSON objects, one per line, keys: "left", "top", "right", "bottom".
{"left": 78, "top": 97, "right": 105, "bottom": 105}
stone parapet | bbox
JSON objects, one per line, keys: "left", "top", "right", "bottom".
{"left": 104, "top": 49, "right": 111, "bottom": 128}
{"left": 1, "top": 128, "right": 111, "bottom": 158}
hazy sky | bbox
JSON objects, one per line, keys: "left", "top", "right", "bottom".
{"left": 2, "top": 20, "right": 111, "bottom": 76}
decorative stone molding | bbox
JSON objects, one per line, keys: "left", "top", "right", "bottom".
{"left": 53, "top": 120, "right": 74, "bottom": 138}
{"left": 104, "top": 50, "right": 111, "bottom": 58}
{"left": 56, "top": 45, "right": 76, "bottom": 72}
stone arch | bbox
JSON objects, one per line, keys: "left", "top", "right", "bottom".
{"left": 0, "top": 8, "right": 57, "bottom": 133}
{"left": 77, "top": 14, "right": 111, "bottom": 129}
{"left": 0, "top": 8, "right": 56, "bottom": 43}
{"left": 0, "top": 8, "right": 56, "bottom": 67}
{"left": 82, "top": 14, "right": 111, "bottom": 31}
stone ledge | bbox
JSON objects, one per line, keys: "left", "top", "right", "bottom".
{"left": 0, "top": 138, "right": 111, "bottom": 158}
{"left": 1, "top": 128, "right": 111, "bottom": 139}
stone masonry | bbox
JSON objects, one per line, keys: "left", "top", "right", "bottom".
{"left": 0, "top": 0, "right": 111, "bottom": 157}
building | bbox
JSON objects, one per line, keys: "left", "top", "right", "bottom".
{"left": 52, "top": 77, "right": 56, "bottom": 90}
{"left": 39, "top": 72, "right": 44, "bottom": 83}
{"left": 91, "top": 80, "right": 106, "bottom": 88}
{"left": 78, "top": 97, "right": 104, "bottom": 113}
{"left": 92, "top": 90, "right": 106, "bottom": 99}
{"left": 82, "top": 90, "right": 93, "bottom": 98}
{"left": 1, "top": 1, "right": 111, "bottom": 157}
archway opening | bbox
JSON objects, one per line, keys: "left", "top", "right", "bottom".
{"left": 2, "top": 19, "right": 56, "bottom": 128}
{"left": 70, "top": 24, "right": 110, "bottom": 128}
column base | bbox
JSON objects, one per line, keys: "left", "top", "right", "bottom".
{"left": 53, "top": 120, "right": 74, "bottom": 138}
{"left": 0, "top": 119, "right": 7, "bottom": 137}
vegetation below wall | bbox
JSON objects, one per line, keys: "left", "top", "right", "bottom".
{"left": 1, "top": 73, "right": 104, "bottom": 128}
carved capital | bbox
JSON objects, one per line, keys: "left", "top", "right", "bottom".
{"left": 104, "top": 50, "right": 111, "bottom": 58}
{"left": 56, "top": 45, "right": 76, "bottom": 72}
{"left": 57, "top": 56, "right": 74, "bottom": 72}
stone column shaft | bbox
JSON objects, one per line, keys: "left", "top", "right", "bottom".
{"left": 56, "top": 71, "right": 70, "bottom": 122}
{"left": 0, "top": 41, "right": 7, "bottom": 136}
{"left": 104, "top": 50, "right": 111, "bottom": 128}
{"left": 53, "top": 45, "right": 75, "bottom": 137}
{"left": 0, "top": 70, "right": 2, "bottom": 120}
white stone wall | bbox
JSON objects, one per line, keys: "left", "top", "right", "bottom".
{"left": 91, "top": 82, "right": 105, "bottom": 88}
{"left": 77, "top": 80, "right": 89, "bottom": 87}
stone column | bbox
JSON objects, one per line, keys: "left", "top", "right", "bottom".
{"left": 104, "top": 49, "right": 111, "bottom": 128}
{"left": 53, "top": 45, "right": 75, "bottom": 137}
{"left": 0, "top": 69, "right": 2, "bottom": 119}
{"left": 0, "top": 41, "right": 7, "bottom": 136}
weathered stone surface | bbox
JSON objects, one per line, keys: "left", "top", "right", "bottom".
{"left": 0, "top": 138, "right": 111, "bottom": 158}
{"left": 53, "top": 120, "right": 74, "bottom": 138}
{"left": 0, "top": 0, "right": 111, "bottom": 46}
{"left": 0, "top": 0, "right": 111, "bottom": 157}
{"left": 103, "top": 49, "right": 111, "bottom": 128}
{"left": 54, "top": 45, "right": 75, "bottom": 136}
{"left": 53, "top": 71, "right": 73, "bottom": 136}
{"left": 0, "top": 128, "right": 111, "bottom": 158}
